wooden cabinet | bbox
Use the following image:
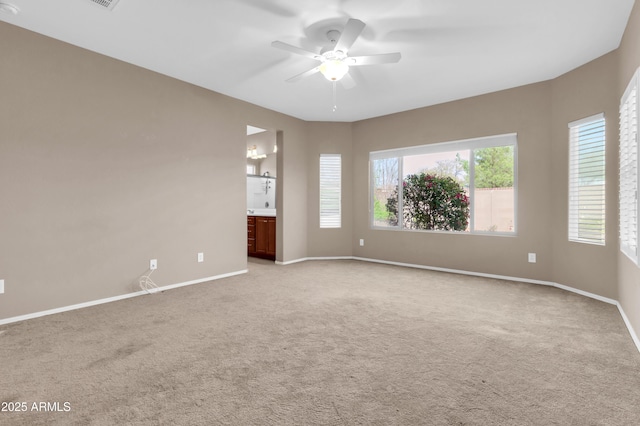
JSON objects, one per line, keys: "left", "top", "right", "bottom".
{"left": 248, "top": 216, "right": 275, "bottom": 260}
{"left": 247, "top": 216, "right": 256, "bottom": 255}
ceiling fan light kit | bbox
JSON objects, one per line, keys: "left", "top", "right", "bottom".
{"left": 319, "top": 60, "right": 349, "bottom": 81}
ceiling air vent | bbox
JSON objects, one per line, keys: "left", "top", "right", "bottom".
{"left": 88, "top": 0, "right": 120, "bottom": 11}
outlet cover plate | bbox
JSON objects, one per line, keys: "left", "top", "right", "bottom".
{"left": 359, "top": 239, "right": 364, "bottom": 246}
{"left": 528, "top": 253, "right": 537, "bottom": 263}
{"left": 0, "top": 279, "right": 4, "bottom": 294}
{"left": 150, "top": 259, "right": 158, "bottom": 270}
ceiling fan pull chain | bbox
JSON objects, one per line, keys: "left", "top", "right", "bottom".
{"left": 332, "top": 81, "right": 337, "bottom": 112}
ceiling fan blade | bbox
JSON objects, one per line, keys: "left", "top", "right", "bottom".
{"left": 236, "top": 0, "right": 297, "bottom": 17}
{"left": 285, "top": 66, "right": 321, "bottom": 82}
{"left": 271, "top": 41, "right": 322, "bottom": 61}
{"left": 349, "top": 52, "right": 401, "bottom": 66}
{"left": 334, "top": 19, "right": 366, "bottom": 53}
{"left": 340, "top": 73, "right": 357, "bottom": 90}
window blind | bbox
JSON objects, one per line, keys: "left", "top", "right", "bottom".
{"left": 568, "top": 114, "right": 606, "bottom": 245}
{"left": 620, "top": 70, "right": 639, "bottom": 262}
{"left": 320, "top": 154, "right": 341, "bottom": 228}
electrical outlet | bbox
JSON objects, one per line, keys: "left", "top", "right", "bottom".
{"left": 528, "top": 253, "right": 537, "bottom": 263}
{"left": 0, "top": 279, "right": 4, "bottom": 294}
{"left": 198, "top": 252, "right": 204, "bottom": 263}
{"left": 359, "top": 239, "right": 364, "bottom": 246}
{"left": 150, "top": 259, "right": 158, "bottom": 270}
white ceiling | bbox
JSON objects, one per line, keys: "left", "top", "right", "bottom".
{"left": 0, "top": 0, "right": 635, "bottom": 122}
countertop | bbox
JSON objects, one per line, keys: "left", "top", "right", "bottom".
{"left": 247, "top": 209, "right": 276, "bottom": 217}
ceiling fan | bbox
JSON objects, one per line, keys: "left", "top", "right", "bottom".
{"left": 271, "top": 18, "right": 401, "bottom": 84}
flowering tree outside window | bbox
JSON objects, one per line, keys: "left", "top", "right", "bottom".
{"left": 387, "top": 173, "right": 470, "bottom": 231}
{"left": 370, "top": 134, "right": 516, "bottom": 233}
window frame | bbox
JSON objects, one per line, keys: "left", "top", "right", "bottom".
{"left": 369, "top": 133, "right": 518, "bottom": 235}
{"left": 568, "top": 113, "right": 606, "bottom": 246}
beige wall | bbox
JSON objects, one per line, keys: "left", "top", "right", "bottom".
{"left": 549, "top": 51, "right": 619, "bottom": 299}
{"left": 0, "top": 22, "right": 308, "bottom": 320}
{"left": 350, "top": 83, "right": 554, "bottom": 281}
{"left": 617, "top": 0, "right": 640, "bottom": 341}
{"left": 306, "top": 122, "right": 353, "bottom": 257}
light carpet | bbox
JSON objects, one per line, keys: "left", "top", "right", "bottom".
{"left": 1, "top": 259, "right": 639, "bottom": 425}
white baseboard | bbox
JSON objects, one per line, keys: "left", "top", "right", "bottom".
{"left": 283, "top": 256, "right": 640, "bottom": 353}
{"left": 275, "top": 257, "right": 309, "bottom": 266}
{"left": 551, "top": 281, "right": 618, "bottom": 305}
{"left": 616, "top": 303, "right": 640, "bottom": 353}
{"left": 352, "top": 256, "right": 560, "bottom": 287}
{"left": 0, "top": 269, "right": 248, "bottom": 326}
{"left": 276, "top": 256, "right": 352, "bottom": 266}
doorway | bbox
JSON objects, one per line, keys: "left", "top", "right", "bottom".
{"left": 246, "top": 125, "right": 279, "bottom": 262}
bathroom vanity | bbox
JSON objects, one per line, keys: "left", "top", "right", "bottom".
{"left": 248, "top": 210, "right": 276, "bottom": 260}
{"left": 246, "top": 171, "right": 276, "bottom": 260}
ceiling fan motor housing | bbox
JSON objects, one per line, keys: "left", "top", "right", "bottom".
{"left": 326, "top": 29, "right": 341, "bottom": 44}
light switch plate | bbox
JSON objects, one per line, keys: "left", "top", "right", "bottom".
{"left": 0, "top": 279, "right": 4, "bottom": 294}
{"left": 198, "top": 252, "right": 204, "bottom": 263}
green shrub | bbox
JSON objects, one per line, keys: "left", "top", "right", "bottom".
{"left": 373, "top": 198, "right": 391, "bottom": 221}
{"left": 387, "top": 173, "right": 470, "bottom": 231}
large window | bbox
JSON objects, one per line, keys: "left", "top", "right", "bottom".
{"left": 568, "top": 114, "right": 606, "bottom": 245}
{"left": 620, "top": 69, "right": 639, "bottom": 263}
{"left": 320, "top": 154, "right": 341, "bottom": 228}
{"left": 371, "top": 134, "right": 517, "bottom": 234}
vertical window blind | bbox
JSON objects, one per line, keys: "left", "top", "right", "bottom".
{"left": 568, "top": 114, "right": 606, "bottom": 245}
{"left": 620, "top": 69, "right": 639, "bottom": 263}
{"left": 319, "top": 154, "right": 341, "bottom": 228}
